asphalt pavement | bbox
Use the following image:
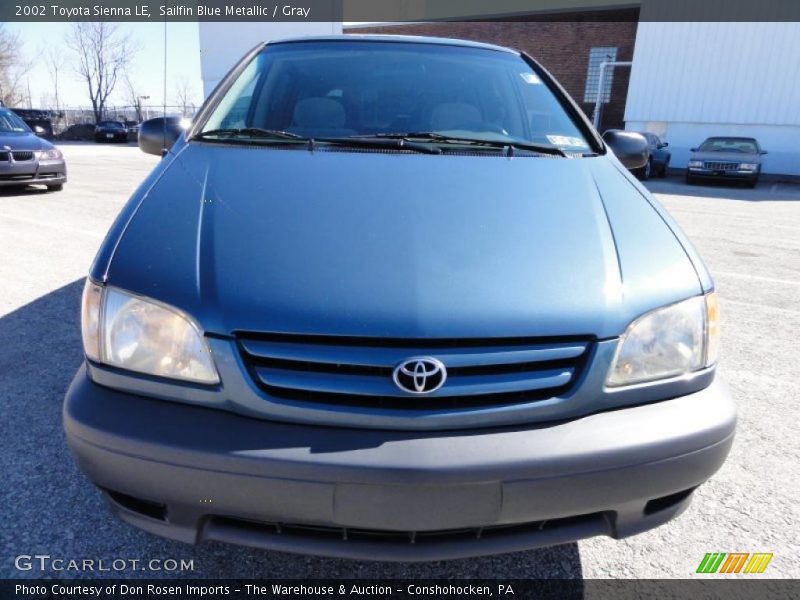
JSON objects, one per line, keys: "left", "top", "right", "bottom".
{"left": 1, "top": 143, "right": 798, "bottom": 578}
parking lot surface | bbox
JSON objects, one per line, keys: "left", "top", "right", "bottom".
{"left": 1, "top": 143, "right": 798, "bottom": 578}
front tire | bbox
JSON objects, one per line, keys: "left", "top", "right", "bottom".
{"left": 47, "top": 184, "right": 63, "bottom": 192}
{"left": 635, "top": 159, "right": 652, "bottom": 181}
{"left": 658, "top": 159, "right": 669, "bottom": 178}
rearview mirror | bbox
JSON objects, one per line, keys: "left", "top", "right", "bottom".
{"left": 602, "top": 130, "right": 649, "bottom": 171}
{"left": 138, "top": 116, "right": 188, "bottom": 156}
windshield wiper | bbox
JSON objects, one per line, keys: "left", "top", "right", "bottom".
{"left": 193, "top": 127, "right": 305, "bottom": 142}
{"left": 314, "top": 136, "right": 442, "bottom": 155}
{"left": 365, "top": 132, "right": 568, "bottom": 157}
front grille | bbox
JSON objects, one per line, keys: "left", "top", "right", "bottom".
{"left": 703, "top": 161, "right": 739, "bottom": 170}
{"left": 208, "top": 512, "right": 607, "bottom": 546}
{"left": 0, "top": 151, "right": 35, "bottom": 161}
{"left": 237, "top": 333, "right": 591, "bottom": 410}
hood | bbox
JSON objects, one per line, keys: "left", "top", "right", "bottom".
{"left": 690, "top": 150, "right": 761, "bottom": 163}
{"left": 106, "top": 144, "right": 702, "bottom": 339}
{"left": 0, "top": 131, "right": 46, "bottom": 151}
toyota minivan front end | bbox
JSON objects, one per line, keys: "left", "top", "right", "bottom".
{"left": 63, "top": 36, "right": 735, "bottom": 561}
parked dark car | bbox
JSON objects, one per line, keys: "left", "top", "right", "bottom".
{"left": 94, "top": 120, "right": 128, "bottom": 143}
{"left": 635, "top": 132, "right": 670, "bottom": 180}
{"left": 124, "top": 120, "right": 140, "bottom": 137}
{"left": 686, "top": 137, "right": 766, "bottom": 187}
{"left": 64, "top": 36, "right": 733, "bottom": 562}
{"left": 0, "top": 107, "right": 66, "bottom": 191}
{"left": 10, "top": 108, "right": 55, "bottom": 139}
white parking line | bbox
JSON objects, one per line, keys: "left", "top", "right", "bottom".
{"left": 0, "top": 214, "right": 104, "bottom": 239}
{"left": 713, "top": 271, "right": 800, "bottom": 286}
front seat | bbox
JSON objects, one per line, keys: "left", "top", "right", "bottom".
{"left": 289, "top": 97, "right": 355, "bottom": 138}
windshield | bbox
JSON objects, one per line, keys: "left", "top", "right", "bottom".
{"left": 0, "top": 110, "right": 31, "bottom": 133}
{"left": 698, "top": 138, "right": 758, "bottom": 153}
{"left": 99, "top": 121, "right": 124, "bottom": 128}
{"left": 199, "top": 41, "right": 592, "bottom": 153}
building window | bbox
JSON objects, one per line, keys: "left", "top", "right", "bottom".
{"left": 584, "top": 47, "right": 618, "bottom": 103}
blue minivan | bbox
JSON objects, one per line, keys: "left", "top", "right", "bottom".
{"left": 64, "top": 36, "right": 735, "bottom": 561}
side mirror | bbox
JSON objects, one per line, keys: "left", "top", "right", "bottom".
{"left": 33, "top": 125, "right": 46, "bottom": 137}
{"left": 659, "top": 142, "right": 669, "bottom": 148}
{"left": 760, "top": 150, "right": 768, "bottom": 155}
{"left": 138, "top": 116, "right": 187, "bottom": 156}
{"left": 690, "top": 147, "right": 698, "bottom": 152}
{"left": 602, "top": 130, "right": 649, "bottom": 171}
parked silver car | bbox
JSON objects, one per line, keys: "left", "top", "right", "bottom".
{"left": 0, "top": 107, "right": 66, "bottom": 191}
{"left": 686, "top": 136, "right": 766, "bottom": 187}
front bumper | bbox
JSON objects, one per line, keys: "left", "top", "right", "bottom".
{"left": 687, "top": 167, "right": 757, "bottom": 181}
{"left": 64, "top": 365, "right": 736, "bottom": 561}
{"left": 0, "top": 159, "right": 66, "bottom": 187}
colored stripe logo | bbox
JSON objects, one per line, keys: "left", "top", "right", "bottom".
{"left": 697, "top": 553, "right": 773, "bottom": 574}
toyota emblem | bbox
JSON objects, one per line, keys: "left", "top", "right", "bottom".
{"left": 392, "top": 357, "right": 447, "bottom": 395}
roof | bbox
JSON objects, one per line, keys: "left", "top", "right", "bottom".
{"left": 266, "top": 34, "right": 518, "bottom": 54}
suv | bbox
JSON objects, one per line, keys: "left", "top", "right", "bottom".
{"left": 64, "top": 36, "right": 735, "bottom": 562}
{"left": 10, "top": 108, "right": 55, "bottom": 138}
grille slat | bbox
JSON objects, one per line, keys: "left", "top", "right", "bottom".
{"left": 703, "top": 161, "right": 739, "bottom": 170}
{"left": 237, "top": 333, "right": 590, "bottom": 410}
{"left": 254, "top": 365, "right": 574, "bottom": 398}
{"left": 239, "top": 339, "right": 588, "bottom": 368}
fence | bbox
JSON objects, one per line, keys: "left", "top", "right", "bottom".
{"left": 18, "top": 104, "right": 197, "bottom": 134}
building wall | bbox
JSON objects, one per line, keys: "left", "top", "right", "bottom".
{"left": 347, "top": 12, "right": 639, "bottom": 130}
{"left": 625, "top": 22, "right": 800, "bottom": 176}
{"left": 198, "top": 22, "right": 342, "bottom": 98}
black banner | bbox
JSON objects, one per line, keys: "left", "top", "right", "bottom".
{"left": 2, "top": 0, "right": 800, "bottom": 23}
{"left": 3, "top": 580, "right": 800, "bottom": 600}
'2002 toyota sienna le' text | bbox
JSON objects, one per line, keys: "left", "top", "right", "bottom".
{"left": 64, "top": 36, "right": 735, "bottom": 561}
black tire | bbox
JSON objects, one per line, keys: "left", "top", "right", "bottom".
{"left": 658, "top": 160, "right": 669, "bottom": 178}
{"left": 685, "top": 173, "right": 695, "bottom": 185}
{"left": 47, "top": 183, "right": 63, "bottom": 192}
{"left": 640, "top": 159, "right": 652, "bottom": 180}
{"left": 745, "top": 177, "right": 758, "bottom": 189}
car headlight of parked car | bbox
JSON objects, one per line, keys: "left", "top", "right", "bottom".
{"left": 687, "top": 160, "right": 703, "bottom": 168}
{"left": 606, "top": 293, "right": 719, "bottom": 387}
{"left": 81, "top": 280, "right": 219, "bottom": 384}
{"left": 738, "top": 163, "right": 758, "bottom": 171}
{"left": 40, "top": 148, "right": 63, "bottom": 160}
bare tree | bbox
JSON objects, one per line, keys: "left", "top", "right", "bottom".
{"left": 43, "top": 46, "right": 66, "bottom": 113}
{"left": 0, "top": 24, "right": 33, "bottom": 106}
{"left": 123, "top": 71, "right": 146, "bottom": 121}
{"left": 172, "top": 76, "right": 198, "bottom": 116}
{"left": 65, "top": 23, "right": 137, "bottom": 123}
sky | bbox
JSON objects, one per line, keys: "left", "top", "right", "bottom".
{"left": 5, "top": 22, "right": 203, "bottom": 110}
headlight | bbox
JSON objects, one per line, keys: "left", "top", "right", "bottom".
{"left": 40, "top": 148, "right": 63, "bottom": 160}
{"left": 687, "top": 160, "right": 703, "bottom": 168}
{"left": 739, "top": 163, "right": 757, "bottom": 170}
{"left": 606, "top": 293, "right": 719, "bottom": 387}
{"left": 80, "top": 280, "right": 219, "bottom": 384}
